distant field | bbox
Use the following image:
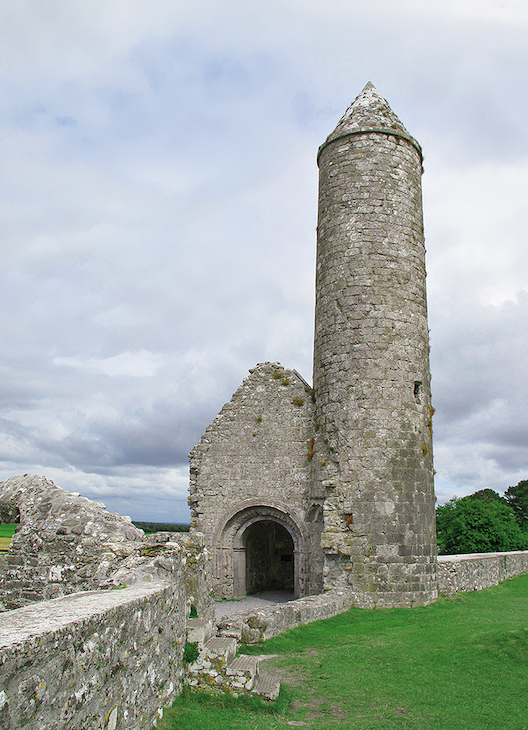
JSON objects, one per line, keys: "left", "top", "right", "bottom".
{"left": 132, "top": 521, "right": 190, "bottom": 534}
{"left": 0, "top": 524, "right": 17, "bottom": 538}
{"left": 160, "top": 574, "right": 528, "bottom": 730}
{"left": 0, "top": 523, "right": 17, "bottom": 552}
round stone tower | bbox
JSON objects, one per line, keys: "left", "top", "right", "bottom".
{"left": 313, "top": 83, "right": 437, "bottom": 607}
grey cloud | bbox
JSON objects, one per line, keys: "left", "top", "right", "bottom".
{"left": 1, "top": 0, "right": 528, "bottom": 518}
{"left": 55, "top": 116, "right": 76, "bottom": 126}
{"left": 430, "top": 293, "right": 528, "bottom": 494}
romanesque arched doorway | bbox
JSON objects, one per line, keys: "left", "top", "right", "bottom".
{"left": 244, "top": 520, "right": 294, "bottom": 594}
{"left": 215, "top": 503, "right": 306, "bottom": 600}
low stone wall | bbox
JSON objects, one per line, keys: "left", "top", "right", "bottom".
{"left": 216, "top": 589, "right": 354, "bottom": 644}
{"left": 437, "top": 550, "right": 528, "bottom": 596}
{"left": 0, "top": 583, "right": 185, "bottom": 730}
{"left": 217, "top": 552, "right": 528, "bottom": 644}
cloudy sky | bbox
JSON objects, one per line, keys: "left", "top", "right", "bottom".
{"left": 1, "top": 0, "right": 528, "bottom": 521}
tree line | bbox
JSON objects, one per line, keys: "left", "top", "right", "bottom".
{"left": 132, "top": 521, "right": 190, "bottom": 533}
{"left": 436, "top": 480, "right": 528, "bottom": 554}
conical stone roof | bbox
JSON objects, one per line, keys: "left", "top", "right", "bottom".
{"left": 319, "top": 82, "right": 422, "bottom": 160}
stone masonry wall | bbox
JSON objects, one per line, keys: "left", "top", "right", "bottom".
{"left": 215, "top": 551, "right": 528, "bottom": 646}
{"left": 313, "top": 83, "right": 437, "bottom": 607}
{"left": 190, "top": 362, "right": 324, "bottom": 599}
{"left": 216, "top": 588, "right": 354, "bottom": 644}
{"left": 147, "top": 531, "right": 214, "bottom": 623}
{"left": 0, "top": 475, "right": 214, "bottom": 622}
{"left": 189, "top": 362, "right": 315, "bottom": 537}
{"left": 437, "top": 550, "right": 528, "bottom": 596}
{"left": 0, "top": 475, "right": 214, "bottom": 729}
{"left": 0, "top": 583, "right": 185, "bottom": 730}
{"left": 0, "top": 475, "right": 144, "bottom": 609}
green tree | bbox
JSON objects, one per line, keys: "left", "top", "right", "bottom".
{"left": 470, "top": 488, "right": 506, "bottom": 503}
{"left": 436, "top": 491, "right": 528, "bottom": 555}
{"left": 504, "top": 480, "right": 528, "bottom": 531}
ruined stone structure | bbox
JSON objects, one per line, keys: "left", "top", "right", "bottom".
{"left": 0, "top": 474, "right": 212, "bottom": 618}
{"left": 190, "top": 83, "right": 438, "bottom": 607}
{"left": 189, "top": 363, "right": 324, "bottom": 600}
{"left": 2, "top": 85, "right": 528, "bottom": 728}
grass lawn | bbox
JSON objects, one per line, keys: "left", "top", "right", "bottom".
{"left": 0, "top": 523, "right": 17, "bottom": 552}
{"left": 159, "top": 574, "right": 528, "bottom": 730}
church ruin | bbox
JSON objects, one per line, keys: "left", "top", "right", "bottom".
{"left": 4, "top": 84, "right": 528, "bottom": 730}
{"left": 189, "top": 83, "right": 438, "bottom": 608}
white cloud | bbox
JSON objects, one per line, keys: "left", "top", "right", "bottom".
{"left": 54, "top": 351, "right": 164, "bottom": 377}
{"left": 424, "top": 156, "right": 528, "bottom": 307}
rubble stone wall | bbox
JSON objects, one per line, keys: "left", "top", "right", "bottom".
{"left": 437, "top": 550, "right": 528, "bottom": 596}
{"left": 0, "top": 475, "right": 214, "bottom": 623}
{"left": 151, "top": 531, "right": 214, "bottom": 623}
{"left": 0, "top": 583, "right": 185, "bottom": 730}
{"left": 0, "top": 475, "right": 144, "bottom": 609}
{"left": 216, "top": 589, "right": 355, "bottom": 644}
{"left": 217, "top": 551, "right": 528, "bottom": 645}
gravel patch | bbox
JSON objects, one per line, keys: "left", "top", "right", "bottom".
{"left": 215, "top": 590, "right": 294, "bottom": 620}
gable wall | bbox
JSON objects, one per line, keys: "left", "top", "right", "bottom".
{"left": 189, "top": 362, "right": 324, "bottom": 598}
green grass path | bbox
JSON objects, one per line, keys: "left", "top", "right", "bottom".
{"left": 160, "top": 574, "right": 528, "bottom": 730}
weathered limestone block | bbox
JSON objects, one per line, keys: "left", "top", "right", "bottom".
{"left": 0, "top": 583, "right": 185, "bottom": 730}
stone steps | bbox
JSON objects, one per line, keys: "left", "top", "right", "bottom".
{"left": 252, "top": 671, "right": 281, "bottom": 701}
{"left": 202, "top": 635, "right": 238, "bottom": 663}
{"left": 185, "top": 617, "right": 280, "bottom": 700}
{"left": 226, "top": 655, "right": 259, "bottom": 690}
{"left": 186, "top": 617, "right": 212, "bottom": 644}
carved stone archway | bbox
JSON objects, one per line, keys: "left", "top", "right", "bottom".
{"left": 213, "top": 503, "right": 308, "bottom": 599}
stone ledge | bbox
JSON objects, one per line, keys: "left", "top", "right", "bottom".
{"left": 217, "top": 589, "right": 354, "bottom": 644}
{"left": 437, "top": 550, "right": 528, "bottom": 596}
{"left": 0, "top": 583, "right": 167, "bottom": 649}
{"left": 438, "top": 550, "right": 528, "bottom": 562}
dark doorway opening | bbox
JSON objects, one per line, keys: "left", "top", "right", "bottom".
{"left": 244, "top": 520, "right": 294, "bottom": 594}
